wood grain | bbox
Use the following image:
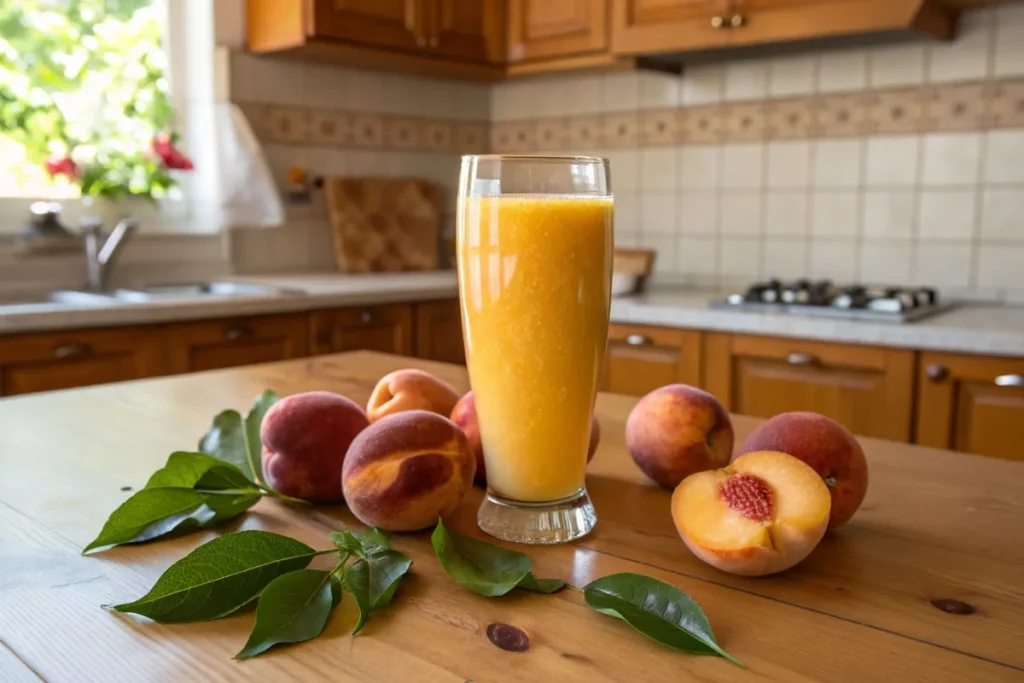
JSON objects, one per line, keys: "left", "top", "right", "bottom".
{"left": 1, "top": 352, "right": 1022, "bottom": 682}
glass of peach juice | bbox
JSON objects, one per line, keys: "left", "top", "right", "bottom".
{"left": 456, "top": 155, "right": 613, "bottom": 544}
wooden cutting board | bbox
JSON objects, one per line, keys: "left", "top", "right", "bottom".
{"left": 324, "top": 177, "right": 441, "bottom": 273}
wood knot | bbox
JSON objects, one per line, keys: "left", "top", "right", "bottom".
{"left": 931, "top": 598, "right": 975, "bottom": 615}
{"left": 486, "top": 623, "right": 529, "bottom": 652}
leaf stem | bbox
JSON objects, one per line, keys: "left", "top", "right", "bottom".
{"left": 313, "top": 549, "right": 342, "bottom": 558}
{"left": 257, "top": 487, "right": 311, "bottom": 505}
{"left": 566, "top": 584, "right": 584, "bottom": 593}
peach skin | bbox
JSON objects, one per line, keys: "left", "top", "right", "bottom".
{"left": 366, "top": 369, "right": 461, "bottom": 423}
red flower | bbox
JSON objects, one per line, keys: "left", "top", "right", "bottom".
{"left": 45, "top": 156, "right": 81, "bottom": 179}
{"left": 152, "top": 132, "right": 194, "bottom": 171}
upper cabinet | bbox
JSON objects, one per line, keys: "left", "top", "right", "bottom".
{"left": 612, "top": 0, "right": 731, "bottom": 54}
{"left": 310, "top": 1, "right": 424, "bottom": 51}
{"left": 432, "top": 0, "right": 504, "bottom": 62}
{"left": 507, "top": 0, "right": 609, "bottom": 63}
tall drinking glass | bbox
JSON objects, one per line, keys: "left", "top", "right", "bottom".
{"left": 456, "top": 155, "right": 613, "bottom": 544}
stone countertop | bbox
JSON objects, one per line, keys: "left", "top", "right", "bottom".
{"left": 1, "top": 274, "right": 1021, "bottom": 357}
{"left": 611, "top": 290, "right": 1024, "bottom": 357}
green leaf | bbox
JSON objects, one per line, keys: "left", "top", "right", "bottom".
{"left": 517, "top": 572, "right": 566, "bottom": 594}
{"left": 82, "top": 487, "right": 259, "bottom": 554}
{"left": 112, "top": 531, "right": 318, "bottom": 623}
{"left": 235, "top": 569, "right": 336, "bottom": 659}
{"left": 342, "top": 548, "right": 412, "bottom": 635}
{"left": 583, "top": 573, "right": 744, "bottom": 667}
{"left": 199, "top": 391, "right": 279, "bottom": 485}
{"left": 330, "top": 526, "right": 391, "bottom": 557}
{"left": 145, "top": 451, "right": 257, "bottom": 491}
{"left": 431, "top": 519, "right": 532, "bottom": 597}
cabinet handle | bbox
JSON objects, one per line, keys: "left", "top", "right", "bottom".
{"left": 710, "top": 15, "right": 725, "bottom": 28}
{"left": 225, "top": 324, "right": 254, "bottom": 341}
{"left": 416, "top": 36, "right": 426, "bottom": 47}
{"left": 53, "top": 342, "right": 92, "bottom": 359}
{"left": 995, "top": 374, "right": 1024, "bottom": 387}
{"left": 787, "top": 352, "right": 818, "bottom": 366}
{"left": 429, "top": 37, "right": 439, "bottom": 48}
{"left": 926, "top": 364, "right": 949, "bottom": 382}
{"left": 625, "top": 334, "right": 652, "bottom": 346}
{"left": 360, "top": 311, "right": 373, "bottom": 323}
{"left": 314, "top": 329, "right": 331, "bottom": 345}
{"left": 730, "top": 14, "right": 746, "bottom": 27}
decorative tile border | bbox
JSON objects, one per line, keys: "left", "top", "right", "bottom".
{"left": 238, "top": 101, "right": 489, "bottom": 154}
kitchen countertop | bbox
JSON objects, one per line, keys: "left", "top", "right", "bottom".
{"left": 0, "top": 273, "right": 1021, "bottom": 357}
{"left": 0, "top": 352, "right": 1021, "bottom": 682}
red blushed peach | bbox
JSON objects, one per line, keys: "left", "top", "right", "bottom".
{"left": 366, "top": 369, "right": 461, "bottom": 423}
{"left": 625, "top": 384, "right": 734, "bottom": 489}
{"left": 342, "top": 410, "right": 475, "bottom": 531}
{"left": 738, "top": 412, "right": 868, "bottom": 530}
{"left": 450, "top": 391, "right": 600, "bottom": 485}
{"left": 672, "top": 451, "right": 831, "bottom": 577}
{"left": 261, "top": 391, "right": 369, "bottom": 503}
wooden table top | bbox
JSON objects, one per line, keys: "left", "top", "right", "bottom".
{"left": 1, "top": 351, "right": 1022, "bottom": 682}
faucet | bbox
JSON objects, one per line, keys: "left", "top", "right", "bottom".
{"left": 82, "top": 217, "right": 137, "bottom": 292}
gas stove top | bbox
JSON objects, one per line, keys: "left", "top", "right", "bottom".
{"left": 709, "top": 279, "right": 951, "bottom": 323}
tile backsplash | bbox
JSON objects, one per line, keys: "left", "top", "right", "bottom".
{"left": 487, "top": 4, "right": 1024, "bottom": 300}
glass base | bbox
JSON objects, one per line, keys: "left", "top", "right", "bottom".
{"left": 477, "top": 488, "right": 597, "bottom": 544}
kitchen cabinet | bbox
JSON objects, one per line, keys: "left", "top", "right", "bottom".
{"left": 0, "top": 327, "right": 164, "bottom": 396}
{"left": 915, "top": 352, "right": 1024, "bottom": 461}
{"left": 414, "top": 299, "right": 466, "bottom": 365}
{"left": 432, "top": 0, "right": 504, "bottom": 62}
{"left": 164, "top": 314, "right": 310, "bottom": 374}
{"left": 310, "top": 304, "right": 414, "bottom": 356}
{"left": 507, "top": 0, "right": 609, "bottom": 63}
{"left": 704, "top": 332, "right": 915, "bottom": 441}
{"left": 611, "top": 0, "right": 732, "bottom": 54}
{"left": 602, "top": 324, "right": 702, "bottom": 396}
{"left": 310, "top": 1, "right": 424, "bottom": 51}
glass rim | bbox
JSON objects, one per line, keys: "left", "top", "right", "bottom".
{"left": 461, "top": 154, "right": 608, "bottom": 164}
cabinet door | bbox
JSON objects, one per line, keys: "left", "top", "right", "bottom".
{"left": 415, "top": 299, "right": 466, "bottom": 365}
{"left": 612, "top": 0, "right": 731, "bottom": 54}
{"left": 431, "top": 0, "right": 502, "bottom": 62}
{"left": 0, "top": 327, "right": 165, "bottom": 396}
{"left": 507, "top": 0, "right": 608, "bottom": 63}
{"left": 310, "top": 304, "right": 413, "bottom": 356}
{"left": 704, "top": 333, "right": 915, "bottom": 441}
{"left": 165, "top": 314, "right": 310, "bottom": 374}
{"left": 311, "top": 0, "right": 426, "bottom": 50}
{"left": 916, "top": 352, "right": 1024, "bottom": 461}
{"left": 602, "top": 324, "right": 702, "bottom": 397}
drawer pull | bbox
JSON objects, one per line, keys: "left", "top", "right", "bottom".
{"left": 360, "top": 311, "right": 373, "bottom": 323}
{"left": 53, "top": 343, "right": 92, "bottom": 359}
{"left": 730, "top": 14, "right": 746, "bottom": 27}
{"left": 995, "top": 374, "right": 1024, "bottom": 387}
{"left": 710, "top": 15, "right": 725, "bottom": 28}
{"left": 625, "top": 334, "right": 652, "bottom": 346}
{"left": 787, "top": 352, "right": 818, "bottom": 366}
{"left": 926, "top": 364, "right": 949, "bottom": 382}
{"left": 225, "top": 324, "right": 254, "bottom": 341}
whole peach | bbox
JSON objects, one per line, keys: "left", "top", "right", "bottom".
{"left": 738, "top": 411, "right": 868, "bottom": 529}
{"left": 625, "top": 384, "right": 734, "bottom": 489}
{"left": 261, "top": 391, "right": 369, "bottom": 503}
{"left": 366, "top": 369, "right": 461, "bottom": 423}
{"left": 450, "top": 391, "right": 600, "bottom": 485}
{"left": 342, "top": 410, "right": 475, "bottom": 531}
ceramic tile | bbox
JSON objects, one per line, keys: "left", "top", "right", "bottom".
{"left": 642, "top": 192, "right": 677, "bottom": 235}
{"left": 988, "top": 79, "right": 1024, "bottom": 128}
{"left": 862, "top": 190, "right": 916, "bottom": 239}
{"left": 818, "top": 50, "right": 868, "bottom": 94}
{"left": 679, "top": 145, "right": 721, "bottom": 189}
{"left": 864, "top": 88, "right": 925, "bottom": 134}
{"left": 421, "top": 120, "right": 454, "bottom": 152}
{"left": 678, "top": 192, "right": 718, "bottom": 235}
{"left": 922, "top": 83, "right": 990, "bottom": 132}
{"left": 639, "top": 72, "right": 682, "bottom": 109}
{"left": 641, "top": 147, "right": 677, "bottom": 190}
{"left": 977, "top": 244, "right": 1024, "bottom": 289}
{"left": 455, "top": 122, "right": 488, "bottom": 154}
{"left": 814, "top": 93, "right": 868, "bottom": 137}
{"left": 809, "top": 239, "right": 858, "bottom": 280}
{"left": 720, "top": 144, "right": 764, "bottom": 189}
{"left": 811, "top": 191, "right": 860, "bottom": 237}
{"left": 765, "top": 141, "right": 811, "bottom": 189}
{"left": 308, "top": 109, "right": 350, "bottom": 146}
{"left": 614, "top": 190, "right": 640, "bottom": 233}
{"left": 927, "top": 11, "right": 993, "bottom": 84}
{"left": 532, "top": 78, "right": 568, "bottom": 119}
{"left": 603, "top": 113, "right": 640, "bottom": 148}
{"left": 980, "top": 188, "right": 1024, "bottom": 241}
{"left": 721, "top": 102, "right": 767, "bottom": 142}
{"left": 719, "top": 237, "right": 763, "bottom": 277}
{"left": 639, "top": 232, "right": 676, "bottom": 273}
{"left": 350, "top": 114, "right": 385, "bottom": 148}
{"left": 719, "top": 192, "right": 763, "bottom": 236}
{"left": 724, "top": 60, "right": 768, "bottom": 102}
{"left": 383, "top": 117, "right": 422, "bottom": 150}
{"left": 640, "top": 109, "right": 680, "bottom": 146}
{"left": 564, "top": 74, "right": 604, "bottom": 116}
{"left": 607, "top": 149, "right": 640, "bottom": 191}
{"left": 763, "top": 238, "right": 810, "bottom": 279}
{"left": 865, "top": 135, "right": 920, "bottom": 187}
{"left": 765, "top": 98, "right": 816, "bottom": 140}
{"left": 302, "top": 63, "right": 350, "bottom": 109}
{"left": 868, "top": 45, "right": 927, "bottom": 88}
{"left": 765, "top": 191, "right": 810, "bottom": 236}
{"left": 534, "top": 118, "right": 569, "bottom": 151}
{"left": 453, "top": 83, "right": 490, "bottom": 121}
{"left": 680, "top": 64, "right": 724, "bottom": 105}
{"left": 490, "top": 81, "right": 530, "bottom": 121}
{"left": 994, "top": 5, "right": 1024, "bottom": 77}
{"left": 917, "top": 190, "right": 978, "bottom": 240}
{"left": 921, "top": 132, "right": 982, "bottom": 186}
{"left": 567, "top": 116, "right": 605, "bottom": 149}
{"left": 615, "top": 231, "right": 641, "bottom": 248}
{"left": 266, "top": 106, "right": 310, "bottom": 144}
{"left": 984, "top": 130, "right": 1024, "bottom": 182}
{"left": 768, "top": 55, "right": 817, "bottom": 97}
{"left": 858, "top": 240, "right": 913, "bottom": 284}
{"left": 914, "top": 242, "right": 974, "bottom": 287}
{"left": 603, "top": 73, "right": 640, "bottom": 112}
{"left": 678, "top": 105, "right": 724, "bottom": 144}
{"left": 675, "top": 236, "right": 719, "bottom": 276}
{"left": 812, "top": 139, "right": 863, "bottom": 188}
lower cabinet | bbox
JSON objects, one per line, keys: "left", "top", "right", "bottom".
{"left": 704, "top": 332, "right": 916, "bottom": 442}
{"left": 165, "top": 314, "right": 310, "bottom": 374}
{"left": 414, "top": 299, "right": 466, "bottom": 365}
{"left": 602, "top": 324, "right": 702, "bottom": 396}
{"left": 0, "top": 326, "right": 165, "bottom": 396}
{"left": 915, "top": 351, "right": 1024, "bottom": 461}
{"left": 310, "top": 303, "right": 414, "bottom": 356}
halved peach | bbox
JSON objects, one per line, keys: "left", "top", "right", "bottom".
{"left": 672, "top": 450, "right": 831, "bottom": 577}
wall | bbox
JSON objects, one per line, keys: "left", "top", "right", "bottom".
{"left": 227, "top": 52, "right": 490, "bottom": 273}
{"left": 489, "top": 5, "right": 1024, "bottom": 302}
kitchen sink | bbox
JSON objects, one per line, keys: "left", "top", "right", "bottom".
{"left": 0, "top": 290, "right": 114, "bottom": 308}
{"left": 109, "top": 281, "right": 306, "bottom": 302}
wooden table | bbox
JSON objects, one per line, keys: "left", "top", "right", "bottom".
{"left": 1, "top": 351, "right": 1022, "bottom": 682}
